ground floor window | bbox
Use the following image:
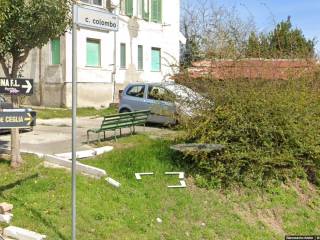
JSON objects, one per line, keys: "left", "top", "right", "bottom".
{"left": 86, "top": 38, "right": 101, "bottom": 67}
{"left": 51, "top": 38, "right": 60, "bottom": 65}
{"left": 120, "top": 43, "right": 127, "bottom": 69}
{"left": 138, "top": 45, "right": 143, "bottom": 70}
{"left": 151, "top": 47, "right": 161, "bottom": 72}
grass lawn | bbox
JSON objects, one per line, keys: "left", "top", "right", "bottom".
{"left": 0, "top": 135, "right": 319, "bottom": 239}
{"left": 36, "top": 107, "right": 117, "bottom": 119}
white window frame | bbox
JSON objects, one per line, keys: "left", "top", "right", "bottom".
{"left": 80, "top": 0, "right": 104, "bottom": 7}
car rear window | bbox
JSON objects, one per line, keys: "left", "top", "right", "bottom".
{"left": 126, "top": 85, "right": 145, "bottom": 98}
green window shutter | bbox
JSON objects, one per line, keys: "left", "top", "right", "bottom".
{"left": 86, "top": 39, "right": 101, "bottom": 67}
{"left": 151, "top": 0, "right": 158, "bottom": 22}
{"left": 51, "top": 38, "right": 60, "bottom": 65}
{"left": 151, "top": 48, "right": 161, "bottom": 71}
{"left": 158, "top": 0, "right": 162, "bottom": 23}
{"left": 151, "top": 0, "right": 161, "bottom": 23}
{"left": 138, "top": 45, "right": 143, "bottom": 70}
{"left": 120, "top": 43, "right": 126, "bottom": 68}
{"left": 125, "top": 0, "right": 133, "bottom": 17}
{"left": 142, "top": 0, "right": 149, "bottom": 21}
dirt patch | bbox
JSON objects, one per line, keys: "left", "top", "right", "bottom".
{"left": 291, "top": 180, "right": 318, "bottom": 205}
{"left": 235, "top": 203, "right": 285, "bottom": 235}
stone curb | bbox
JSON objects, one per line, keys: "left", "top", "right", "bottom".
{"left": 3, "top": 226, "right": 46, "bottom": 240}
{"left": 44, "top": 154, "right": 106, "bottom": 178}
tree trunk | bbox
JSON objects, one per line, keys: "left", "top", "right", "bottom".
{"left": 10, "top": 95, "right": 22, "bottom": 168}
{"left": 10, "top": 71, "right": 23, "bottom": 168}
{"left": 1, "top": 52, "right": 29, "bottom": 168}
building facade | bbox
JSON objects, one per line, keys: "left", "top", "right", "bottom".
{"left": 14, "top": 0, "right": 185, "bottom": 108}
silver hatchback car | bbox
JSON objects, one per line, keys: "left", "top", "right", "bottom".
{"left": 119, "top": 82, "right": 204, "bottom": 124}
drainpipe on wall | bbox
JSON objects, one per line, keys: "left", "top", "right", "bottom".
{"left": 39, "top": 47, "right": 43, "bottom": 106}
{"left": 112, "top": 30, "right": 117, "bottom": 103}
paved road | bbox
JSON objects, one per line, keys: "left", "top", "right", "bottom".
{"left": 0, "top": 117, "right": 172, "bottom": 155}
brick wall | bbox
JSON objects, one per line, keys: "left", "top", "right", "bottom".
{"left": 188, "top": 59, "right": 317, "bottom": 80}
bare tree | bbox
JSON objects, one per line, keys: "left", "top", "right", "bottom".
{"left": 181, "top": 0, "right": 256, "bottom": 62}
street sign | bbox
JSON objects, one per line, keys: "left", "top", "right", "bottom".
{"left": 0, "top": 78, "right": 33, "bottom": 95}
{"left": 75, "top": 4, "right": 119, "bottom": 32}
{"left": 0, "top": 110, "right": 36, "bottom": 128}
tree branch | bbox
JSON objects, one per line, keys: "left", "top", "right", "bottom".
{"left": 0, "top": 55, "right": 10, "bottom": 78}
{"left": 11, "top": 49, "right": 30, "bottom": 78}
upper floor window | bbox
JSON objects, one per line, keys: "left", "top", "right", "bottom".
{"left": 137, "top": 0, "right": 149, "bottom": 20}
{"left": 151, "top": 0, "right": 162, "bottom": 23}
{"left": 125, "top": 0, "right": 133, "bottom": 17}
{"left": 80, "top": 0, "right": 102, "bottom": 6}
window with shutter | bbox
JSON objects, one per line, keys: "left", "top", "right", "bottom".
{"left": 138, "top": 45, "right": 143, "bottom": 70}
{"left": 142, "top": 0, "right": 149, "bottom": 21}
{"left": 51, "top": 38, "right": 60, "bottom": 65}
{"left": 120, "top": 43, "right": 126, "bottom": 68}
{"left": 125, "top": 0, "right": 133, "bottom": 17}
{"left": 151, "top": 48, "right": 161, "bottom": 72}
{"left": 80, "top": 0, "right": 102, "bottom": 6}
{"left": 86, "top": 39, "right": 101, "bottom": 67}
{"left": 151, "top": 0, "right": 162, "bottom": 23}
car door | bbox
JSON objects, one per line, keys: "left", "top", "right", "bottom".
{"left": 0, "top": 95, "right": 12, "bottom": 109}
{"left": 122, "top": 84, "right": 148, "bottom": 111}
{"left": 145, "top": 85, "right": 176, "bottom": 124}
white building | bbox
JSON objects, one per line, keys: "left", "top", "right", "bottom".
{"left": 17, "top": 0, "right": 185, "bottom": 108}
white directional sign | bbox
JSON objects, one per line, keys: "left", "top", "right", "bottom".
{"left": 0, "top": 78, "right": 33, "bottom": 95}
{"left": 0, "top": 109, "right": 36, "bottom": 128}
{"left": 75, "top": 4, "right": 119, "bottom": 32}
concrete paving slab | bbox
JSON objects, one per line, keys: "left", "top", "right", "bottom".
{"left": 44, "top": 154, "right": 107, "bottom": 178}
{"left": 3, "top": 226, "right": 46, "bottom": 240}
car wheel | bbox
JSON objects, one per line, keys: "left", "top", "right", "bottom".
{"left": 120, "top": 108, "right": 131, "bottom": 113}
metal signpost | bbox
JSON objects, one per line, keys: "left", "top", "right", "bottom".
{"left": 71, "top": 4, "right": 118, "bottom": 240}
{"left": 0, "top": 78, "right": 33, "bottom": 95}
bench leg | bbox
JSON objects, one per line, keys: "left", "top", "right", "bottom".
{"left": 104, "top": 131, "right": 106, "bottom": 140}
{"left": 87, "top": 131, "right": 90, "bottom": 144}
{"left": 98, "top": 132, "right": 101, "bottom": 144}
{"left": 120, "top": 128, "right": 122, "bottom": 136}
{"left": 114, "top": 130, "right": 117, "bottom": 142}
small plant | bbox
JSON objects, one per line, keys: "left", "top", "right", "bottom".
{"left": 175, "top": 73, "right": 320, "bottom": 188}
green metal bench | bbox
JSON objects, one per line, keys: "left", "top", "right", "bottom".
{"left": 87, "top": 110, "right": 150, "bottom": 143}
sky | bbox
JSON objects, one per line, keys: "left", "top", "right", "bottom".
{"left": 183, "top": 0, "right": 320, "bottom": 53}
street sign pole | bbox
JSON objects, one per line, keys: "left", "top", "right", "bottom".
{"left": 70, "top": 4, "right": 118, "bottom": 240}
{"left": 72, "top": 4, "right": 77, "bottom": 240}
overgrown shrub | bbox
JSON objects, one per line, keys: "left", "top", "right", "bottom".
{"left": 175, "top": 75, "right": 320, "bottom": 188}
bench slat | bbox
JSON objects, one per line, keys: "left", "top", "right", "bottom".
{"left": 87, "top": 110, "right": 150, "bottom": 143}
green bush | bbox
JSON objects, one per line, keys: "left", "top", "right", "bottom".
{"left": 176, "top": 76, "right": 320, "bottom": 188}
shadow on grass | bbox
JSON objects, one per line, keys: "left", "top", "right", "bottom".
{"left": 87, "top": 131, "right": 143, "bottom": 145}
{"left": 0, "top": 174, "right": 68, "bottom": 240}
{"left": 0, "top": 174, "right": 39, "bottom": 193}
{"left": 0, "top": 158, "right": 10, "bottom": 166}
